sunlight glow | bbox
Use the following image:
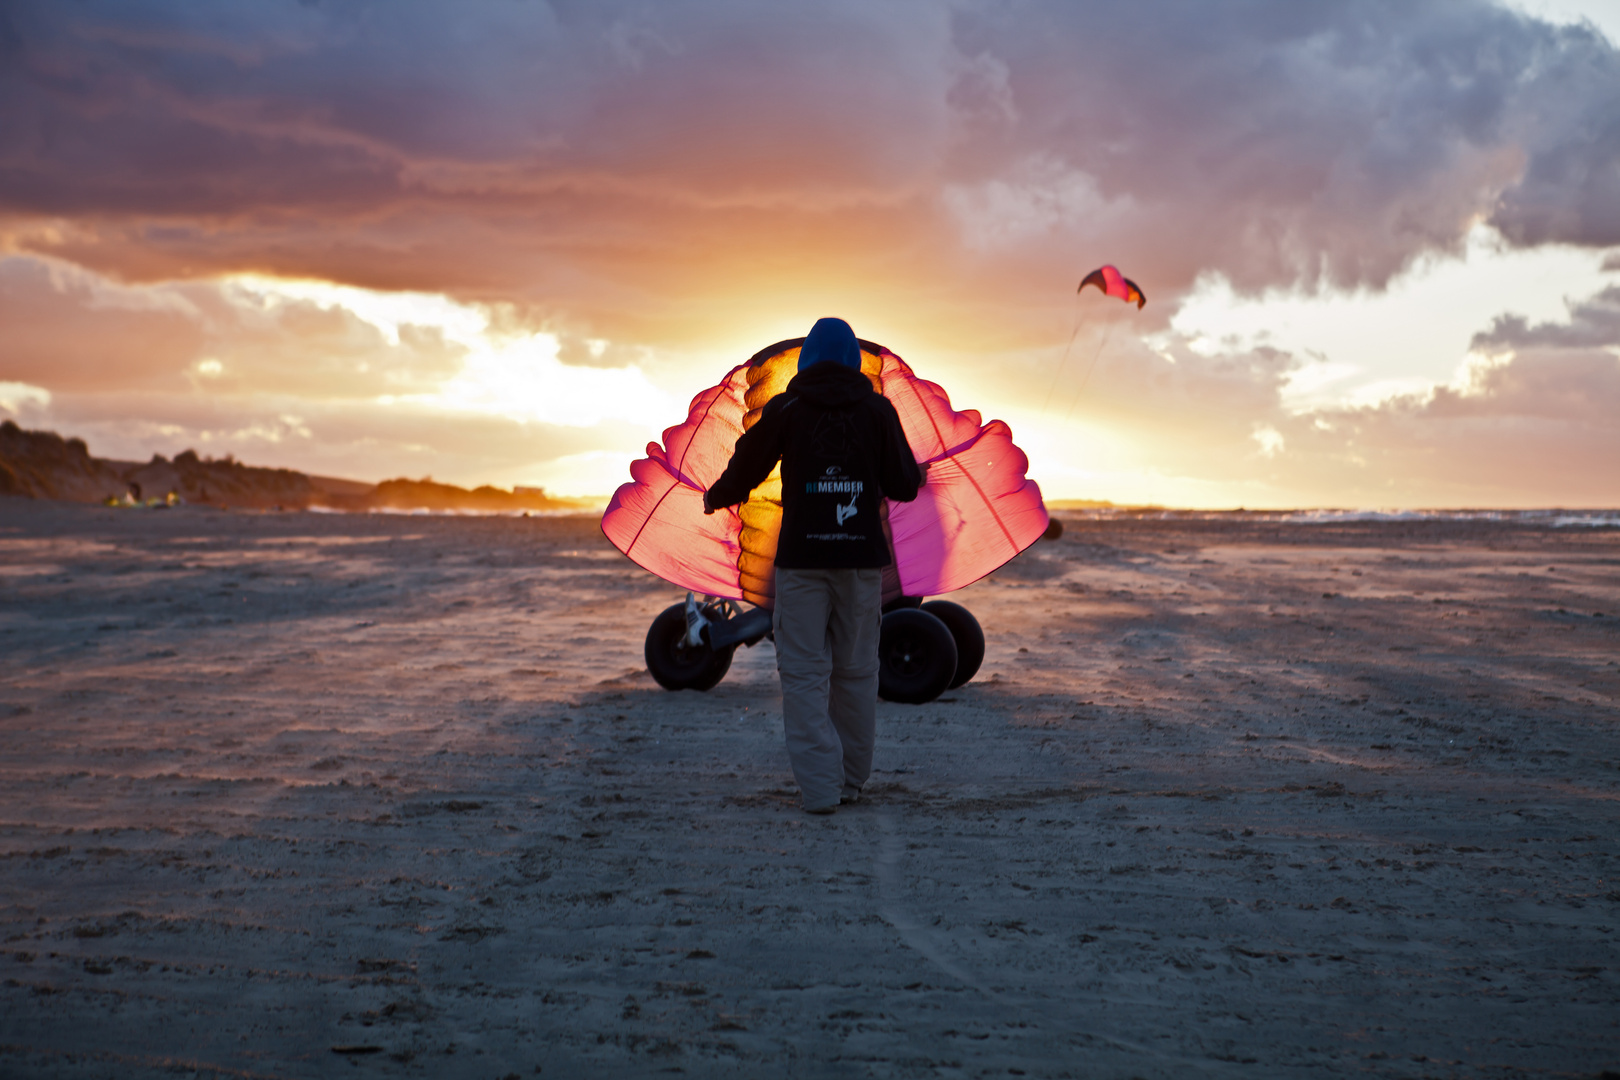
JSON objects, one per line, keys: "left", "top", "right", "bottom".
{"left": 1253, "top": 424, "right": 1285, "bottom": 458}
{"left": 503, "top": 449, "right": 638, "bottom": 503}
{"left": 1012, "top": 409, "right": 1130, "bottom": 493}
{"left": 0, "top": 381, "right": 51, "bottom": 415}
{"left": 225, "top": 275, "right": 677, "bottom": 428}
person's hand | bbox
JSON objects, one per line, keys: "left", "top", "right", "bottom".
{"left": 919, "top": 461, "right": 931, "bottom": 486}
{"left": 702, "top": 490, "right": 716, "bottom": 515}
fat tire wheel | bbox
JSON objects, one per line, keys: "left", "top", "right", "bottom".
{"left": 920, "top": 600, "right": 985, "bottom": 688}
{"left": 645, "top": 603, "right": 734, "bottom": 691}
{"left": 877, "top": 609, "right": 958, "bottom": 705}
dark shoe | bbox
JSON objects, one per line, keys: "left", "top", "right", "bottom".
{"left": 804, "top": 804, "right": 837, "bottom": 816}
{"left": 840, "top": 788, "right": 861, "bottom": 805}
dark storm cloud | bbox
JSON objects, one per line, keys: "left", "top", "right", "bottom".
{"left": 1470, "top": 284, "right": 1620, "bottom": 353}
{"left": 949, "top": 2, "right": 1620, "bottom": 306}
{"left": 0, "top": 0, "right": 950, "bottom": 216}
{"left": 1486, "top": 21, "right": 1620, "bottom": 247}
{"left": 0, "top": 0, "right": 1614, "bottom": 330}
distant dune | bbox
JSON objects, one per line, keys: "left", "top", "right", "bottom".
{"left": 317, "top": 477, "right": 595, "bottom": 514}
{"left": 0, "top": 420, "right": 592, "bottom": 513}
{"left": 1044, "top": 498, "right": 1126, "bottom": 510}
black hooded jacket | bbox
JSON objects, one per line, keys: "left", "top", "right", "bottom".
{"left": 706, "top": 362, "right": 923, "bottom": 569}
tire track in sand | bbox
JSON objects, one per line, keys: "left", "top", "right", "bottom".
{"left": 871, "top": 806, "right": 1224, "bottom": 1074}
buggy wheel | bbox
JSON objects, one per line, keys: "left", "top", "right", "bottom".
{"left": 645, "top": 603, "right": 734, "bottom": 691}
{"left": 920, "top": 600, "right": 985, "bottom": 688}
{"left": 877, "top": 609, "right": 958, "bottom": 705}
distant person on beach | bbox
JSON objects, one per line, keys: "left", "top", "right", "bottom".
{"left": 704, "top": 317, "right": 924, "bottom": 814}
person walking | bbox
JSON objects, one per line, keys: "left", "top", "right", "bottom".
{"left": 704, "top": 317, "right": 924, "bottom": 814}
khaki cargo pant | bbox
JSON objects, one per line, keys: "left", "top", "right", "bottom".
{"left": 771, "top": 567, "right": 883, "bottom": 811}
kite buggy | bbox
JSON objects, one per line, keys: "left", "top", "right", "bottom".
{"left": 601, "top": 335, "right": 1052, "bottom": 705}
{"left": 641, "top": 590, "right": 986, "bottom": 705}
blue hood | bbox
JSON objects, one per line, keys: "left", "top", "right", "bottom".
{"left": 797, "top": 317, "right": 863, "bottom": 372}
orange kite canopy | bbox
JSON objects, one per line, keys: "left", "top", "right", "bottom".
{"left": 1078, "top": 265, "right": 1146, "bottom": 309}
{"left": 601, "top": 338, "right": 1049, "bottom": 608}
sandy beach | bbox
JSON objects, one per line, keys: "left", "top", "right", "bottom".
{"left": 1, "top": 499, "right": 1616, "bottom": 1078}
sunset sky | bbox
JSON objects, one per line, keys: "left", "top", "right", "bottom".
{"left": 2, "top": 1, "right": 1618, "bottom": 507}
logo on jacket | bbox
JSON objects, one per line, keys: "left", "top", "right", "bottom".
{"left": 805, "top": 477, "right": 862, "bottom": 495}
{"left": 806, "top": 472, "right": 863, "bottom": 527}
{"left": 811, "top": 413, "right": 855, "bottom": 457}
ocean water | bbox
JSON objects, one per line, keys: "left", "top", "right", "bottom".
{"left": 298, "top": 504, "right": 1619, "bottom": 527}
{"left": 305, "top": 505, "right": 599, "bottom": 518}
{"left": 1056, "top": 508, "right": 1620, "bottom": 527}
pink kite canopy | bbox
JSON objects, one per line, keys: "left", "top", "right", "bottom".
{"left": 602, "top": 339, "right": 1049, "bottom": 606}
{"left": 1078, "top": 264, "right": 1146, "bottom": 309}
